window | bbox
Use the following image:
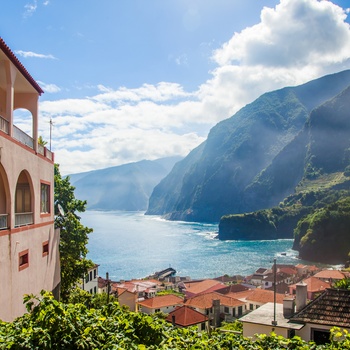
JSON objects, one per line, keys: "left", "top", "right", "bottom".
{"left": 42, "top": 241, "right": 49, "bottom": 256}
{"left": 16, "top": 184, "right": 31, "bottom": 213}
{"left": 94, "top": 269, "right": 97, "bottom": 279}
{"left": 250, "top": 303, "right": 254, "bottom": 310}
{"left": 89, "top": 271, "right": 92, "bottom": 281}
{"left": 19, "top": 249, "right": 29, "bottom": 271}
{"left": 224, "top": 306, "right": 229, "bottom": 313}
{"left": 41, "top": 183, "right": 50, "bottom": 213}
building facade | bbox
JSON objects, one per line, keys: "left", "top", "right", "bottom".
{"left": 0, "top": 38, "right": 60, "bottom": 321}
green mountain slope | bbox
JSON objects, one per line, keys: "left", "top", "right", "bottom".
{"left": 69, "top": 156, "right": 182, "bottom": 211}
{"left": 147, "top": 70, "right": 350, "bottom": 222}
{"left": 219, "top": 85, "right": 350, "bottom": 264}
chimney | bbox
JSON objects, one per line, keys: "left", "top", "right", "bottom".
{"left": 283, "top": 297, "right": 295, "bottom": 318}
{"left": 296, "top": 282, "right": 307, "bottom": 312}
{"left": 212, "top": 299, "right": 221, "bottom": 328}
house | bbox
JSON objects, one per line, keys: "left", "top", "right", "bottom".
{"left": 179, "top": 279, "right": 225, "bottom": 298}
{"left": 240, "top": 302, "right": 304, "bottom": 339}
{"left": 289, "top": 277, "right": 330, "bottom": 300}
{"left": 241, "top": 283, "right": 350, "bottom": 345}
{"left": 230, "top": 288, "right": 285, "bottom": 311}
{"left": 115, "top": 287, "right": 138, "bottom": 312}
{"left": 81, "top": 264, "right": 99, "bottom": 294}
{"left": 166, "top": 305, "right": 209, "bottom": 331}
{"left": 295, "top": 264, "right": 319, "bottom": 277}
{"left": 290, "top": 288, "right": 350, "bottom": 344}
{"left": 137, "top": 294, "right": 183, "bottom": 315}
{"left": 0, "top": 38, "right": 60, "bottom": 321}
{"left": 313, "top": 269, "right": 345, "bottom": 283}
{"left": 184, "top": 291, "right": 246, "bottom": 324}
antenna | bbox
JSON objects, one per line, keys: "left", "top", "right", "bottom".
{"left": 49, "top": 118, "right": 54, "bottom": 151}
{"left": 57, "top": 203, "right": 65, "bottom": 217}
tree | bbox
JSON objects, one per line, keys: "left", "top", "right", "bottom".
{"left": 54, "top": 164, "right": 93, "bottom": 301}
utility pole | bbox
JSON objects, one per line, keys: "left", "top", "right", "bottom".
{"left": 106, "top": 272, "right": 110, "bottom": 304}
{"left": 272, "top": 258, "right": 277, "bottom": 326}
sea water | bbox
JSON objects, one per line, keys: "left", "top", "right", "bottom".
{"left": 81, "top": 210, "right": 303, "bottom": 281}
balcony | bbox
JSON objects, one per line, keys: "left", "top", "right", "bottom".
{"left": 0, "top": 115, "right": 9, "bottom": 134}
{"left": 0, "top": 214, "right": 8, "bottom": 230}
{"left": 13, "top": 125, "right": 34, "bottom": 149}
{"left": 0, "top": 116, "right": 53, "bottom": 161}
{"left": 15, "top": 212, "right": 34, "bottom": 227}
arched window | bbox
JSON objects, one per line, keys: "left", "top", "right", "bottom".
{"left": 15, "top": 171, "right": 33, "bottom": 227}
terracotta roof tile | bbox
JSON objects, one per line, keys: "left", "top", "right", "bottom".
{"left": 166, "top": 306, "right": 208, "bottom": 326}
{"left": 290, "top": 277, "right": 330, "bottom": 293}
{"left": 0, "top": 37, "right": 44, "bottom": 94}
{"left": 314, "top": 270, "right": 345, "bottom": 280}
{"left": 185, "top": 292, "right": 245, "bottom": 309}
{"left": 138, "top": 294, "right": 183, "bottom": 309}
{"left": 291, "top": 288, "right": 350, "bottom": 327}
{"left": 230, "top": 288, "right": 285, "bottom": 304}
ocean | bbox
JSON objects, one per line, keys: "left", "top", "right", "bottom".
{"left": 80, "top": 210, "right": 304, "bottom": 281}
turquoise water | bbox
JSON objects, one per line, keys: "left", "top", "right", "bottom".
{"left": 81, "top": 210, "right": 302, "bottom": 281}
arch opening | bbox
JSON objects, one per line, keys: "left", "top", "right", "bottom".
{"left": 15, "top": 171, "right": 34, "bottom": 227}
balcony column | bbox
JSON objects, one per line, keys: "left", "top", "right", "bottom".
{"left": 4, "top": 61, "right": 16, "bottom": 137}
{"left": 31, "top": 95, "right": 39, "bottom": 153}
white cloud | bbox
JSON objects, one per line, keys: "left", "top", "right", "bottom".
{"left": 24, "top": 1, "right": 37, "bottom": 17}
{"left": 37, "top": 81, "right": 61, "bottom": 93}
{"left": 39, "top": 0, "right": 350, "bottom": 175}
{"left": 213, "top": 0, "right": 350, "bottom": 68}
{"left": 15, "top": 50, "right": 57, "bottom": 60}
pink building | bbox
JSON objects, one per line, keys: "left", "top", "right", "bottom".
{"left": 0, "top": 38, "right": 60, "bottom": 321}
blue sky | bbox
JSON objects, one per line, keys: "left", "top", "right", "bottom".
{"left": 1, "top": 0, "right": 350, "bottom": 174}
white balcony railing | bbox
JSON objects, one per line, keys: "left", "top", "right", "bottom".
{"left": 0, "top": 115, "right": 9, "bottom": 134}
{"left": 0, "top": 214, "right": 8, "bottom": 230}
{"left": 13, "top": 126, "right": 34, "bottom": 149}
{"left": 15, "top": 212, "right": 34, "bottom": 227}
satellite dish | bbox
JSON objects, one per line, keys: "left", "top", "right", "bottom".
{"left": 57, "top": 203, "right": 65, "bottom": 217}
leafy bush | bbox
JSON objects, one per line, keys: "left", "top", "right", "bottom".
{"left": 2, "top": 292, "right": 350, "bottom": 349}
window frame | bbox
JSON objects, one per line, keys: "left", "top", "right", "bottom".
{"left": 40, "top": 181, "right": 51, "bottom": 215}
{"left": 42, "top": 240, "right": 49, "bottom": 257}
{"left": 19, "top": 249, "right": 29, "bottom": 271}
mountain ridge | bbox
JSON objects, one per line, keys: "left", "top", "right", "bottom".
{"left": 146, "top": 70, "right": 350, "bottom": 222}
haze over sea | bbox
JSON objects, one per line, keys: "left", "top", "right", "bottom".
{"left": 81, "top": 211, "right": 305, "bottom": 281}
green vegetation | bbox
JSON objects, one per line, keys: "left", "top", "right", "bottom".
{"left": 156, "top": 290, "right": 184, "bottom": 298}
{"left": 294, "top": 196, "right": 350, "bottom": 263}
{"left": 54, "top": 164, "right": 93, "bottom": 301}
{"left": 1, "top": 292, "right": 350, "bottom": 349}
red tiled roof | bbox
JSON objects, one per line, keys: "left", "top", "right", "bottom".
{"left": 166, "top": 306, "right": 208, "bottom": 327}
{"left": 0, "top": 37, "right": 44, "bottom": 95}
{"left": 185, "top": 292, "right": 245, "bottom": 309}
{"left": 291, "top": 288, "right": 350, "bottom": 327}
{"left": 290, "top": 277, "right": 331, "bottom": 293}
{"left": 314, "top": 270, "right": 345, "bottom": 280}
{"left": 183, "top": 279, "right": 224, "bottom": 296}
{"left": 137, "top": 294, "right": 183, "bottom": 309}
{"left": 230, "top": 288, "right": 285, "bottom": 304}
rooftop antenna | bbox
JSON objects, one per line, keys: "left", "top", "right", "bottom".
{"left": 49, "top": 118, "right": 53, "bottom": 151}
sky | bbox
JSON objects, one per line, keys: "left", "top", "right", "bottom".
{"left": 1, "top": 0, "right": 350, "bottom": 175}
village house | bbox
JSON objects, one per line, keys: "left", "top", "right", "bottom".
{"left": 289, "top": 277, "right": 331, "bottom": 300}
{"left": 184, "top": 291, "right": 246, "bottom": 325}
{"left": 241, "top": 283, "right": 350, "bottom": 345}
{"left": 137, "top": 294, "right": 183, "bottom": 315}
{"left": 295, "top": 264, "right": 319, "bottom": 278}
{"left": 313, "top": 269, "right": 345, "bottom": 283}
{"left": 166, "top": 305, "right": 209, "bottom": 331}
{"left": 80, "top": 264, "right": 99, "bottom": 295}
{"left": 178, "top": 279, "right": 225, "bottom": 298}
{"left": 230, "top": 288, "right": 286, "bottom": 311}
{"left": 0, "top": 38, "right": 60, "bottom": 321}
